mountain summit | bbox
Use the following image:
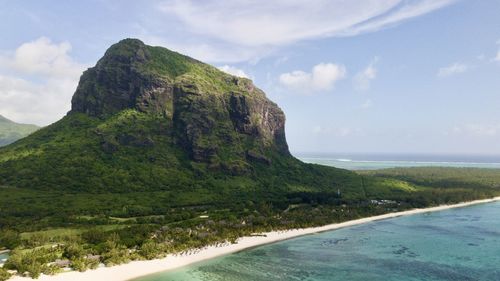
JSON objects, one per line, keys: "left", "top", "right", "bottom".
{"left": 71, "top": 39, "right": 288, "bottom": 167}
{"left": 0, "top": 39, "right": 360, "bottom": 196}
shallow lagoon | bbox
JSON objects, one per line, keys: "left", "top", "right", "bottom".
{"left": 137, "top": 202, "right": 500, "bottom": 281}
{"left": 0, "top": 251, "right": 8, "bottom": 265}
{"left": 297, "top": 154, "right": 500, "bottom": 170}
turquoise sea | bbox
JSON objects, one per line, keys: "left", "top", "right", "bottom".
{"left": 0, "top": 252, "right": 8, "bottom": 265}
{"left": 296, "top": 153, "right": 500, "bottom": 170}
{"left": 136, "top": 201, "right": 500, "bottom": 281}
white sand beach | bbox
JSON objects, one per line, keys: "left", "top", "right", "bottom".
{"left": 10, "top": 196, "right": 500, "bottom": 281}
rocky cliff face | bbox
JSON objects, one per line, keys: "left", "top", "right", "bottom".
{"left": 71, "top": 39, "right": 173, "bottom": 117}
{"left": 70, "top": 39, "right": 289, "bottom": 170}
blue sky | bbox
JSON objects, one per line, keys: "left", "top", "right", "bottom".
{"left": 1, "top": 0, "right": 499, "bottom": 155}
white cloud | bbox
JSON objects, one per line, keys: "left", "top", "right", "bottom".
{"left": 279, "top": 63, "right": 346, "bottom": 93}
{"left": 360, "top": 99, "right": 373, "bottom": 109}
{"left": 4, "top": 37, "right": 83, "bottom": 78}
{"left": 312, "top": 125, "right": 363, "bottom": 137}
{"left": 312, "top": 125, "right": 326, "bottom": 135}
{"left": 0, "top": 37, "right": 86, "bottom": 125}
{"left": 337, "top": 127, "right": 355, "bottom": 137}
{"left": 437, "top": 62, "right": 468, "bottom": 78}
{"left": 489, "top": 40, "right": 500, "bottom": 62}
{"left": 494, "top": 50, "right": 500, "bottom": 62}
{"left": 153, "top": 0, "right": 456, "bottom": 62}
{"left": 451, "top": 123, "right": 500, "bottom": 137}
{"left": 279, "top": 71, "right": 311, "bottom": 91}
{"left": 0, "top": 75, "right": 76, "bottom": 126}
{"left": 353, "top": 57, "right": 379, "bottom": 91}
{"left": 217, "top": 65, "right": 249, "bottom": 78}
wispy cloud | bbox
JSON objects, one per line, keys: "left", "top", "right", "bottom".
{"left": 141, "top": 34, "right": 270, "bottom": 63}
{"left": 494, "top": 43, "right": 500, "bottom": 62}
{"left": 437, "top": 62, "right": 468, "bottom": 78}
{"left": 494, "top": 39, "right": 500, "bottom": 62}
{"left": 340, "top": 0, "right": 456, "bottom": 36}
{"left": 360, "top": 99, "right": 374, "bottom": 109}
{"left": 451, "top": 123, "right": 500, "bottom": 137}
{"left": 353, "top": 57, "right": 379, "bottom": 91}
{"left": 279, "top": 63, "right": 346, "bottom": 94}
{"left": 312, "top": 125, "right": 364, "bottom": 137}
{"left": 154, "top": 0, "right": 456, "bottom": 62}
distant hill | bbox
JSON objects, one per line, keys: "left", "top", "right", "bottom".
{"left": 0, "top": 115, "right": 39, "bottom": 146}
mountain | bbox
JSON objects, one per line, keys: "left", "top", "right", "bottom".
{"left": 0, "top": 115, "right": 38, "bottom": 146}
{"left": 70, "top": 38, "right": 289, "bottom": 170}
{"left": 0, "top": 39, "right": 364, "bottom": 197}
{"left": 1, "top": 39, "right": 497, "bottom": 278}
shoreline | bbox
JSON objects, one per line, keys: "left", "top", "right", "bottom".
{"left": 10, "top": 196, "right": 500, "bottom": 281}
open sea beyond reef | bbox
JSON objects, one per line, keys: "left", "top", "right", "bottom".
{"left": 136, "top": 201, "right": 500, "bottom": 281}
{"left": 296, "top": 153, "right": 500, "bottom": 170}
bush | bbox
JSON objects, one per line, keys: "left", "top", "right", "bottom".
{"left": 25, "top": 262, "right": 42, "bottom": 279}
{"left": 70, "top": 255, "right": 100, "bottom": 272}
{"left": 139, "top": 240, "right": 165, "bottom": 260}
{"left": 102, "top": 248, "right": 129, "bottom": 266}
{"left": 63, "top": 243, "right": 86, "bottom": 260}
{"left": 0, "top": 267, "right": 11, "bottom": 281}
{"left": 3, "top": 248, "right": 58, "bottom": 278}
{"left": 42, "top": 264, "right": 61, "bottom": 276}
{"left": 82, "top": 229, "right": 108, "bottom": 245}
{"left": 70, "top": 257, "right": 87, "bottom": 272}
{"left": 0, "top": 229, "right": 21, "bottom": 249}
{"left": 101, "top": 234, "right": 130, "bottom": 266}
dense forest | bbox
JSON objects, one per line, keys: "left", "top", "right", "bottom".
{"left": 1, "top": 166, "right": 499, "bottom": 280}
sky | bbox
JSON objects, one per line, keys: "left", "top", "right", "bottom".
{"left": 1, "top": 0, "right": 500, "bottom": 155}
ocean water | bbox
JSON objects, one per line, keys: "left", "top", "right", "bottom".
{"left": 136, "top": 202, "right": 500, "bottom": 281}
{"left": 0, "top": 252, "right": 8, "bottom": 265}
{"left": 296, "top": 153, "right": 500, "bottom": 170}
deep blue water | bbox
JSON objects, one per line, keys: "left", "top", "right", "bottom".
{"left": 296, "top": 153, "right": 500, "bottom": 170}
{"left": 136, "top": 202, "right": 500, "bottom": 281}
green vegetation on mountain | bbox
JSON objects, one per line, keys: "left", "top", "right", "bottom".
{"left": 0, "top": 115, "right": 38, "bottom": 147}
{"left": 0, "top": 39, "right": 499, "bottom": 278}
